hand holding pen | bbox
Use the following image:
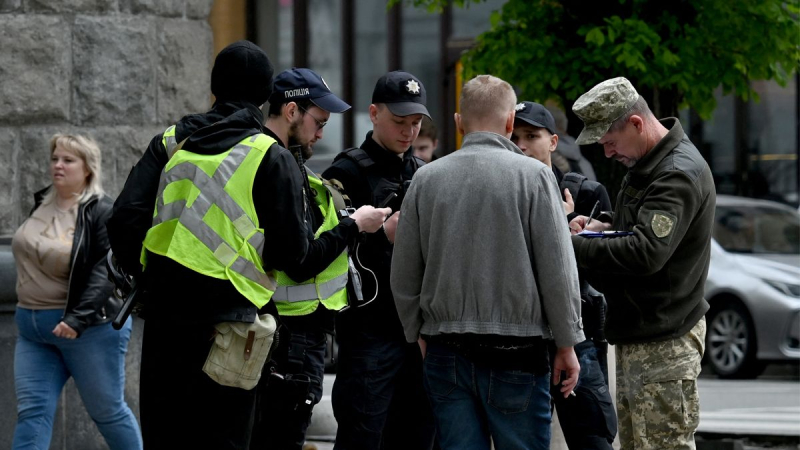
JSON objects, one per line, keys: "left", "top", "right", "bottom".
{"left": 585, "top": 200, "right": 600, "bottom": 228}
{"left": 569, "top": 200, "right": 610, "bottom": 234}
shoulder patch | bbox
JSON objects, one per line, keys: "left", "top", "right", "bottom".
{"left": 340, "top": 147, "right": 374, "bottom": 169}
{"left": 651, "top": 212, "right": 675, "bottom": 238}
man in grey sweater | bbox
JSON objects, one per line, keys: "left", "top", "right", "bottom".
{"left": 390, "top": 74, "right": 584, "bottom": 449}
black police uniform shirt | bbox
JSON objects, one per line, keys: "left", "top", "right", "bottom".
{"left": 322, "top": 131, "right": 423, "bottom": 339}
{"left": 553, "top": 166, "right": 612, "bottom": 221}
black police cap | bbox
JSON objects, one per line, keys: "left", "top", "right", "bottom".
{"left": 514, "top": 101, "right": 557, "bottom": 136}
{"left": 372, "top": 71, "right": 430, "bottom": 118}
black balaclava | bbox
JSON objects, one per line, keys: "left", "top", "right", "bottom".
{"left": 210, "top": 40, "right": 274, "bottom": 106}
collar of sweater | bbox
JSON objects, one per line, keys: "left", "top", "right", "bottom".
{"left": 459, "top": 131, "right": 523, "bottom": 156}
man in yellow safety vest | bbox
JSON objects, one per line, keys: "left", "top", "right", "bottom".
{"left": 250, "top": 68, "right": 386, "bottom": 450}
{"left": 108, "top": 42, "right": 388, "bottom": 450}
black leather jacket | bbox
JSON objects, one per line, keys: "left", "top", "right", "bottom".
{"left": 32, "top": 188, "right": 120, "bottom": 337}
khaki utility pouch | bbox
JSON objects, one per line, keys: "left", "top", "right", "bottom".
{"left": 202, "top": 313, "right": 277, "bottom": 390}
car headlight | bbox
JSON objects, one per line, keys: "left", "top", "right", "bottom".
{"left": 763, "top": 279, "right": 800, "bottom": 298}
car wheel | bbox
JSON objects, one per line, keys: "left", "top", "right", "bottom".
{"left": 706, "top": 301, "right": 766, "bottom": 379}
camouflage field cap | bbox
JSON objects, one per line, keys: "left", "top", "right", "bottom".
{"left": 572, "top": 77, "right": 639, "bottom": 145}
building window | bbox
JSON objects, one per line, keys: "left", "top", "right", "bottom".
{"left": 401, "top": 5, "right": 441, "bottom": 124}
{"left": 690, "top": 77, "right": 798, "bottom": 205}
{"left": 308, "top": 0, "right": 344, "bottom": 158}
{"left": 747, "top": 78, "right": 798, "bottom": 204}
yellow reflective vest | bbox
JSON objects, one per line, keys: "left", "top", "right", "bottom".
{"left": 272, "top": 170, "right": 349, "bottom": 316}
{"left": 141, "top": 125, "right": 277, "bottom": 308}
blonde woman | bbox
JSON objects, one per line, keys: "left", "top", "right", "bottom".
{"left": 11, "top": 134, "right": 142, "bottom": 449}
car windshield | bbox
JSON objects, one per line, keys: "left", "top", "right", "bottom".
{"left": 714, "top": 204, "right": 800, "bottom": 254}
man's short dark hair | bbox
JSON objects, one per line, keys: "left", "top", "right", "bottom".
{"left": 266, "top": 98, "right": 315, "bottom": 118}
{"left": 418, "top": 117, "right": 438, "bottom": 141}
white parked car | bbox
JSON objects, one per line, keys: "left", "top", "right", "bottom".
{"left": 704, "top": 195, "right": 800, "bottom": 378}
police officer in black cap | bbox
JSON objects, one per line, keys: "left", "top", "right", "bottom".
{"left": 322, "top": 71, "right": 436, "bottom": 450}
{"left": 512, "top": 101, "right": 617, "bottom": 450}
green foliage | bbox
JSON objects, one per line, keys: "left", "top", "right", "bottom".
{"left": 404, "top": 0, "right": 800, "bottom": 119}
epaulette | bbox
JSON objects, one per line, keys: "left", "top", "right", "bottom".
{"left": 335, "top": 147, "right": 375, "bottom": 169}
{"left": 560, "top": 172, "right": 588, "bottom": 203}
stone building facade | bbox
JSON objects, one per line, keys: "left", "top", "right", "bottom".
{"left": 0, "top": 1, "right": 214, "bottom": 448}
{"left": 0, "top": 0, "right": 215, "bottom": 235}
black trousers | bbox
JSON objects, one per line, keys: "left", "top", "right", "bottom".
{"left": 250, "top": 328, "right": 327, "bottom": 450}
{"left": 332, "top": 329, "right": 436, "bottom": 450}
{"left": 140, "top": 318, "right": 258, "bottom": 450}
{"left": 550, "top": 339, "right": 618, "bottom": 450}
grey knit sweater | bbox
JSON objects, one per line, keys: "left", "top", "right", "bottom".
{"left": 390, "top": 131, "right": 585, "bottom": 348}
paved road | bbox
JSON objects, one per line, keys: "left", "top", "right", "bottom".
{"left": 306, "top": 361, "right": 800, "bottom": 449}
{"left": 305, "top": 374, "right": 337, "bottom": 444}
{"left": 698, "top": 378, "right": 800, "bottom": 437}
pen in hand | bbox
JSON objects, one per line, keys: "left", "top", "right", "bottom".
{"left": 585, "top": 200, "right": 600, "bottom": 228}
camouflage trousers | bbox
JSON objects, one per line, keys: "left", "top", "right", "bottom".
{"left": 616, "top": 318, "right": 706, "bottom": 450}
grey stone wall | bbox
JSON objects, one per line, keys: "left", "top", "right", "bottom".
{"left": 0, "top": 1, "right": 213, "bottom": 449}
{"left": 0, "top": 0, "right": 214, "bottom": 236}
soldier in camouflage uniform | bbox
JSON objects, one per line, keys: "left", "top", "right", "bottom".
{"left": 567, "top": 77, "right": 716, "bottom": 450}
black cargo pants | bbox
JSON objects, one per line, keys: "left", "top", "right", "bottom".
{"left": 250, "top": 327, "right": 327, "bottom": 450}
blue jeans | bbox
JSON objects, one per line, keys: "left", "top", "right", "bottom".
{"left": 423, "top": 342, "right": 552, "bottom": 450}
{"left": 13, "top": 307, "right": 142, "bottom": 450}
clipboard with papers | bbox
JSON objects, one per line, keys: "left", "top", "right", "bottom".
{"left": 577, "top": 230, "right": 635, "bottom": 238}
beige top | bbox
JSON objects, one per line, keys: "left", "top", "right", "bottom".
{"left": 12, "top": 201, "right": 78, "bottom": 309}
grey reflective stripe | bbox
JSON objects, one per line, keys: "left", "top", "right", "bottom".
{"left": 153, "top": 144, "right": 256, "bottom": 253}
{"left": 154, "top": 127, "right": 178, "bottom": 203}
{"left": 272, "top": 284, "right": 317, "bottom": 303}
{"left": 231, "top": 255, "right": 276, "bottom": 291}
{"left": 272, "top": 272, "right": 348, "bottom": 303}
{"left": 164, "top": 127, "right": 177, "bottom": 154}
{"left": 151, "top": 139, "right": 272, "bottom": 290}
{"left": 319, "top": 272, "right": 348, "bottom": 299}
{"left": 248, "top": 232, "right": 265, "bottom": 252}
